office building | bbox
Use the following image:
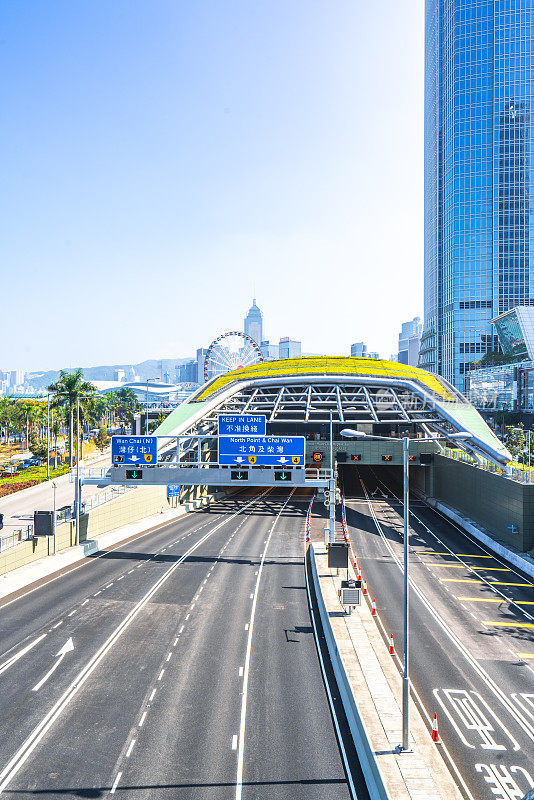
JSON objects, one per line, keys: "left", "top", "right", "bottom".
{"left": 279, "top": 338, "right": 301, "bottom": 359}
{"left": 244, "top": 299, "right": 263, "bottom": 345}
{"left": 397, "top": 317, "right": 422, "bottom": 367}
{"left": 260, "top": 340, "right": 279, "bottom": 360}
{"left": 196, "top": 348, "right": 208, "bottom": 383}
{"left": 350, "top": 342, "right": 367, "bottom": 358}
{"left": 421, "top": 1, "right": 534, "bottom": 389}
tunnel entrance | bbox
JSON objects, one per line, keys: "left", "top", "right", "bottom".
{"left": 338, "top": 464, "right": 429, "bottom": 499}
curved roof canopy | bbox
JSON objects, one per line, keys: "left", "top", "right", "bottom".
{"left": 155, "top": 357, "right": 511, "bottom": 465}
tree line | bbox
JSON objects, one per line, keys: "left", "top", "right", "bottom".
{"left": 0, "top": 370, "right": 141, "bottom": 466}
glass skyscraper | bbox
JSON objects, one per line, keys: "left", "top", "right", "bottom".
{"left": 421, "top": 0, "right": 534, "bottom": 389}
{"left": 244, "top": 298, "right": 263, "bottom": 345}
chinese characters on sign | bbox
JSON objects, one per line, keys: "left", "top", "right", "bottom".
{"left": 218, "top": 415, "right": 267, "bottom": 436}
{"left": 112, "top": 436, "right": 158, "bottom": 466}
{"left": 218, "top": 435, "right": 305, "bottom": 466}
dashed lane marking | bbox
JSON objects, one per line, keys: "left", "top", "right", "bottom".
{"left": 149, "top": 689, "right": 156, "bottom": 702}
{"left": 138, "top": 711, "right": 147, "bottom": 727}
{"left": 232, "top": 735, "right": 238, "bottom": 750}
{"left": 52, "top": 621, "right": 63, "bottom": 629}
{"left": 110, "top": 771, "right": 122, "bottom": 795}
{"left": 125, "top": 739, "right": 135, "bottom": 758}
{"left": 81, "top": 600, "right": 89, "bottom": 606}
{"left": 158, "top": 670, "right": 165, "bottom": 681}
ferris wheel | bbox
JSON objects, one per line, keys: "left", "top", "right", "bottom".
{"left": 204, "top": 331, "right": 263, "bottom": 383}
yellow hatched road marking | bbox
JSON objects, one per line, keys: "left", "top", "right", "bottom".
{"left": 425, "top": 563, "right": 511, "bottom": 572}
{"left": 416, "top": 551, "right": 495, "bottom": 558}
{"left": 483, "top": 621, "right": 534, "bottom": 628}
{"left": 457, "top": 597, "right": 502, "bottom": 602}
{"left": 517, "top": 653, "right": 534, "bottom": 659}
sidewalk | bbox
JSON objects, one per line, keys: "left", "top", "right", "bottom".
{"left": 308, "top": 508, "right": 464, "bottom": 800}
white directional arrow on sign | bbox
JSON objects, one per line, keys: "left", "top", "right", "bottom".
{"left": 32, "top": 638, "right": 74, "bottom": 692}
{"left": 235, "top": 457, "right": 244, "bottom": 463}
{"left": 278, "top": 457, "right": 288, "bottom": 463}
{"left": 130, "top": 455, "right": 140, "bottom": 462}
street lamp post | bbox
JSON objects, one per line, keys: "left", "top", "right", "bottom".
{"left": 329, "top": 410, "right": 336, "bottom": 544}
{"left": 52, "top": 481, "right": 57, "bottom": 555}
{"left": 340, "top": 427, "right": 471, "bottom": 751}
{"left": 46, "top": 394, "right": 50, "bottom": 480}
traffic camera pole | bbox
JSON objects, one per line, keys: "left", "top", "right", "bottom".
{"left": 329, "top": 411, "right": 336, "bottom": 543}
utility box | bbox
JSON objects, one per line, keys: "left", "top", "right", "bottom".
{"left": 33, "top": 511, "right": 54, "bottom": 536}
{"left": 327, "top": 542, "right": 349, "bottom": 569}
{"left": 339, "top": 578, "right": 361, "bottom": 606}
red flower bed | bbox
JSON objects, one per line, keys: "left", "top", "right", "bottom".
{"left": 0, "top": 480, "right": 39, "bottom": 498}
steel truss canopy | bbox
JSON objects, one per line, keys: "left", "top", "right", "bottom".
{"left": 155, "top": 357, "right": 511, "bottom": 466}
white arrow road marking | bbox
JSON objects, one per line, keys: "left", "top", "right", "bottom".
{"left": 32, "top": 639, "right": 74, "bottom": 692}
{"left": 0, "top": 491, "right": 271, "bottom": 795}
{"left": 0, "top": 635, "right": 47, "bottom": 678}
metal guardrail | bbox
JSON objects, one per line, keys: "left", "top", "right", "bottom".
{"left": 82, "top": 484, "right": 133, "bottom": 512}
{"left": 443, "top": 447, "right": 531, "bottom": 484}
{"left": 0, "top": 525, "right": 33, "bottom": 554}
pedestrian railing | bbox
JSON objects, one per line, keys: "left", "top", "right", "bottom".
{"left": 442, "top": 447, "right": 531, "bottom": 484}
{"left": 0, "top": 525, "right": 33, "bottom": 554}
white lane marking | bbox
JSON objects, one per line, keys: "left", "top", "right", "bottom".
{"left": 179, "top": 625, "right": 184, "bottom": 634}
{"left": 110, "top": 771, "right": 122, "bottom": 794}
{"left": 433, "top": 688, "right": 520, "bottom": 751}
{"left": 117, "top": 576, "right": 124, "bottom": 582}
{"left": 0, "top": 493, "right": 271, "bottom": 795}
{"left": 106, "top": 583, "right": 113, "bottom": 589}
{"left": 166, "top": 653, "right": 172, "bottom": 662}
{"left": 173, "top": 638, "right": 179, "bottom": 647}
{"left": 149, "top": 688, "right": 156, "bottom": 702}
{"left": 128, "top": 569, "right": 134, "bottom": 574}
{"left": 0, "top": 635, "right": 47, "bottom": 678}
{"left": 249, "top": 594, "right": 253, "bottom": 599}
{"left": 67, "top": 611, "right": 76, "bottom": 617}
{"left": 235, "top": 492, "right": 294, "bottom": 800}
{"left": 244, "top": 624, "right": 249, "bottom": 631}
{"left": 232, "top": 735, "right": 238, "bottom": 750}
{"left": 32, "top": 639, "right": 75, "bottom": 692}
{"left": 81, "top": 599, "right": 89, "bottom": 607}
{"left": 138, "top": 711, "right": 147, "bottom": 727}
{"left": 239, "top": 667, "right": 244, "bottom": 677}
{"left": 360, "top": 478, "right": 534, "bottom": 745}
{"left": 0, "top": 506, "right": 220, "bottom": 614}
{"left": 158, "top": 669, "right": 165, "bottom": 681}
{"left": 94, "top": 591, "right": 101, "bottom": 597}
{"left": 185, "top": 614, "right": 190, "bottom": 621}
{"left": 52, "top": 621, "right": 63, "bottom": 629}
{"left": 126, "top": 739, "right": 135, "bottom": 758}
{"left": 190, "top": 603, "right": 195, "bottom": 609}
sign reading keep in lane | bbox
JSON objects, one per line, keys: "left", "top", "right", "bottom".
{"left": 218, "top": 435, "right": 305, "bottom": 466}
{"left": 218, "top": 415, "right": 266, "bottom": 436}
{"left": 112, "top": 436, "right": 158, "bottom": 466}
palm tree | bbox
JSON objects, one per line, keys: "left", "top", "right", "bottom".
{"left": 48, "top": 370, "right": 97, "bottom": 467}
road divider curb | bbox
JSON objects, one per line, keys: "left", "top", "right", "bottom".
{"left": 308, "top": 543, "right": 389, "bottom": 800}
{"left": 308, "top": 541, "right": 464, "bottom": 800}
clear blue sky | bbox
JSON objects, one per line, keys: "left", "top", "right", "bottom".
{"left": 1, "top": 0, "right": 424, "bottom": 372}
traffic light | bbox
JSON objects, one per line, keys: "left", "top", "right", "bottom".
{"left": 231, "top": 470, "right": 249, "bottom": 481}
{"left": 126, "top": 469, "right": 143, "bottom": 480}
{"left": 351, "top": 454, "right": 362, "bottom": 461}
{"left": 382, "top": 455, "right": 393, "bottom": 462}
{"left": 408, "top": 455, "right": 416, "bottom": 463}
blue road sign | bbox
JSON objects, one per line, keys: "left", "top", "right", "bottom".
{"left": 218, "top": 435, "right": 305, "bottom": 466}
{"left": 218, "top": 414, "right": 266, "bottom": 436}
{"left": 112, "top": 436, "right": 158, "bottom": 466}
{"left": 167, "top": 484, "right": 181, "bottom": 499}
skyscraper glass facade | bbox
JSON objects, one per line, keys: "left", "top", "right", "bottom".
{"left": 421, "top": 0, "right": 534, "bottom": 389}
{"left": 244, "top": 299, "right": 263, "bottom": 346}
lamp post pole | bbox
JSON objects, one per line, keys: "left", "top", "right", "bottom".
{"left": 146, "top": 381, "right": 149, "bottom": 434}
{"left": 46, "top": 394, "right": 50, "bottom": 480}
{"left": 52, "top": 481, "right": 57, "bottom": 555}
{"left": 329, "top": 410, "right": 336, "bottom": 544}
{"left": 75, "top": 396, "right": 80, "bottom": 547}
{"left": 402, "top": 435, "right": 410, "bottom": 751}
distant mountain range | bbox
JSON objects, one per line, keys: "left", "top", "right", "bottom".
{"left": 27, "top": 358, "right": 192, "bottom": 390}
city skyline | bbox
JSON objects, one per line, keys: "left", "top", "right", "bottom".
{"left": 2, "top": 1, "right": 424, "bottom": 372}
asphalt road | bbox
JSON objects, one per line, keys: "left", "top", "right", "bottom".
{"left": 342, "top": 465, "right": 534, "bottom": 800}
{"left": 0, "top": 490, "right": 358, "bottom": 799}
{"left": 0, "top": 452, "right": 111, "bottom": 532}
